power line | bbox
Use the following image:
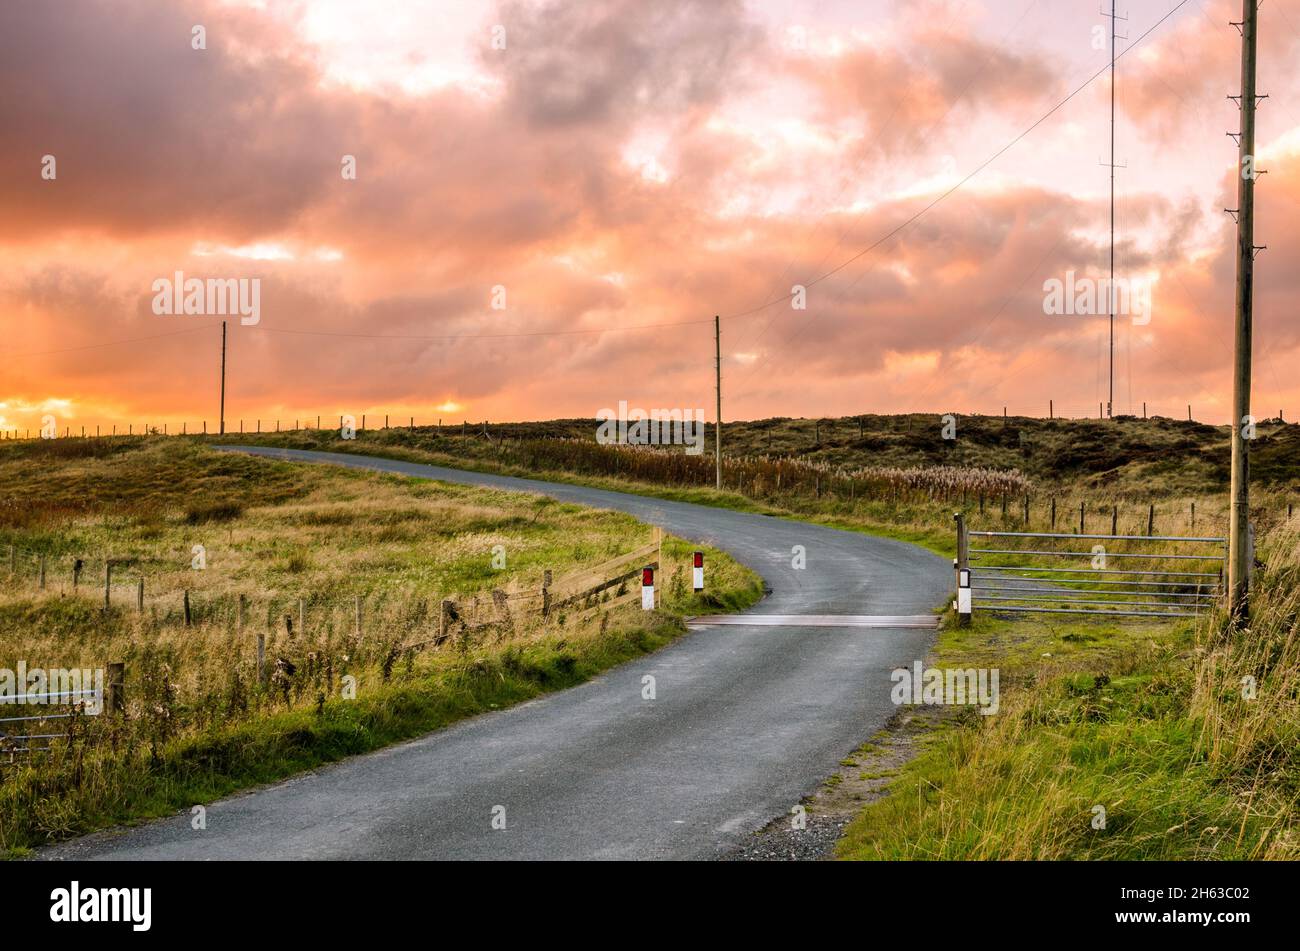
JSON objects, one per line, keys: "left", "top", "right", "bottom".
{"left": 254, "top": 316, "right": 723, "bottom": 342}
{"left": 0, "top": 325, "right": 210, "bottom": 357}
{"left": 729, "top": 0, "right": 1043, "bottom": 363}
{"left": 723, "top": 0, "right": 1193, "bottom": 399}
{"left": 721, "top": 0, "right": 1193, "bottom": 328}
{"left": 728, "top": 0, "right": 986, "bottom": 361}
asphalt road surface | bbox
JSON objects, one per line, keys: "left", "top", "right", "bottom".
{"left": 43, "top": 446, "right": 950, "bottom": 861}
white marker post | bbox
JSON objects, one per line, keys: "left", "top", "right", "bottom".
{"left": 957, "top": 568, "right": 972, "bottom": 622}
{"left": 641, "top": 566, "right": 655, "bottom": 610}
{"left": 693, "top": 551, "right": 704, "bottom": 592}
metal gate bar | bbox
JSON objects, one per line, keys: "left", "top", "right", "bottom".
{"left": 974, "top": 565, "right": 1221, "bottom": 577}
{"left": 989, "top": 605, "right": 1202, "bottom": 618}
{"left": 970, "top": 548, "right": 1225, "bottom": 560}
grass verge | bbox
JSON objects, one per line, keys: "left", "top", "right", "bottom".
{"left": 0, "top": 438, "right": 763, "bottom": 856}
{"left": 8, "top": 612, "right": 692, "bottom": 857}
{"left": 836, "top": 526, "right": 1300, "bottom": 859}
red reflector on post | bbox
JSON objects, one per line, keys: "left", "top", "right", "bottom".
{"left": 693, "top": 551, "right": 703, "bottom": 568}
{"left": 642, "top": 567, "right": 654, "bottom": 586}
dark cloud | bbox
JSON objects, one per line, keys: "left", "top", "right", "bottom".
{"left": 489, "top": 0, "right": 764, "bottom": 129}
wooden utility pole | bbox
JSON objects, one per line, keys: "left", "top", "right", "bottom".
{"left": 219, "top": 320, "right": 227, "bottom": 435}
{"left": 1104, "top": 0, "right": 1125, "bottom": 418}
{"left": 714, "top": 314, "right": 722, "bottom": 490}
{"left": 1228, "top": 0, "right": 1263, "bottom": 618}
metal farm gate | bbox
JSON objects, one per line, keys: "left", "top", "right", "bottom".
{"left": 954, "top": 514, "right": 1228, "bottom": 620}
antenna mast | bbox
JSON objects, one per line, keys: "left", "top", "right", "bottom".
{"left": 1104, "top": 1, "right": 1126, "bottom": 418}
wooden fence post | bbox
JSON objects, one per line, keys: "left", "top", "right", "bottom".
{"left": 1079, "top": 502, "right": 1085, "bottom": 534}
{"left": 1050, "top": 497, "right": 1057, "bottom": 530}
{"left": 1147, "top": 505, "right": 1155, "bottom": 537}
{"left": 104, "top": 562, "right": 112, "bottom": 609}
{"left": 1111, "top": 505, "right": 1118, "bottom": 536}
{"left": 493, "top": 589, "right": 513, "bottom": 631}
{"left": 183, "top": 589, "right": 192, "bottom": 626}
{"left": 73, "top": 558, "right": 82, "bottom": 590}
{"left": 955, "top": 513, "right": 971, "bottom": 626}
{"left": 354, "top": 596, "right": 361, "bottom": 639}
{"left": 541, "top": 570, "right": 552, "bottom": 618}
{"left": 105, "top": 662, "right": 125, "bottom": 716}
{"left": 654, "top": 528, "right": 663, "bottom": 587}
{"left": 137, "top": 577, "right": 144, "bottom": 612}
{"left": 256, "top": 633, "right": 266, "bottom": 685}
{"left": 39, "top": 555, "right": 46, "bottom": 590}
{"left": 440, "top": 599, "right": 454, "bottom": 641}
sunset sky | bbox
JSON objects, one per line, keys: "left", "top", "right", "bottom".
{"left": 2, "top": 0, "right": 1299, "bottom": 433}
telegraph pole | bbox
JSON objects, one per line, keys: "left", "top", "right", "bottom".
{"left": 1227, "top": 0, "right": 1264, "bottom": 618}
{"left": 219, "top": 320, "right": 227, "bottom": 436}
{"left": 1107, "top": 0, "right": 1116, "bottom": 418}
{"left": 1103, "top": 0, "right": 1127, "bottom": 419}
{"left": 714, "top": 314, "right": 722, "bottom": 490}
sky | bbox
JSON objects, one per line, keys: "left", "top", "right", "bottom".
{"left": 2, "top": 0, "right": 1299, "bottom": 433}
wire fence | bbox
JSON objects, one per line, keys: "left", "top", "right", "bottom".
{"left": 0, "top": 414, "right": 490, "bottom": 441}
{"left": 0, "top": 527, "right": 677, "bottom": 773}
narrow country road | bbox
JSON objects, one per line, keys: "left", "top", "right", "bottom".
{"left": 42, "top": 447, "right": 950, "bottom": 861}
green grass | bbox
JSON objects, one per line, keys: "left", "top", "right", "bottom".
{"left": 8, "top": 417, "right": 1297, "bottom": 860}
{"left": 0, "top": 437, "right": 763, "bottom": 856}
{"left": 6, "top": 611, "right": 687, "bottom": 856}
{"left": 836, "top": 531, "right": 1300, "bottom": 860}
{"left": 195, "top": 419, "right": 1300, "bottom": 861}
